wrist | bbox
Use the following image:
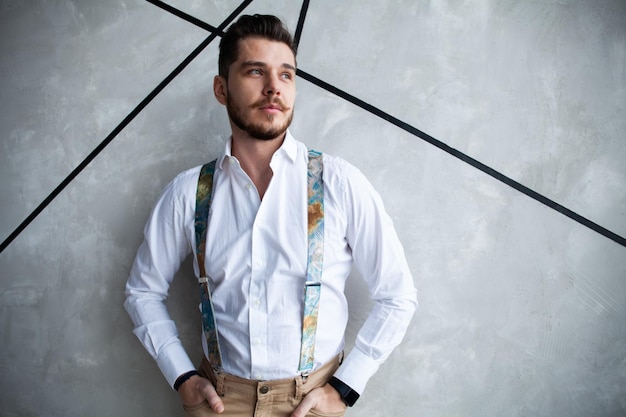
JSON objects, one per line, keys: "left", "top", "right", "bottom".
{"left": 327, "top": 376, "right": 360, "bottom": 407}
{"left": 174, "top": 370, "right": 199, "bottom": 391}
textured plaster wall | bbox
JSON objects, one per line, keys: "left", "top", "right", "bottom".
{"left": 1, "top": 1, "right": 625, "bottom": 416}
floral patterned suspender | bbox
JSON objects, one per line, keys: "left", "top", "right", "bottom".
{"left": 194, "top": 159, "right": 222, "bottom": 367}
{"left": 194, "top": 149, "right": 324, "bottom": 375}
{"left": 300, "top": 149, "right": 324, "bottom": 375}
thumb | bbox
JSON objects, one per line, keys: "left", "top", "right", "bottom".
{"left": 199, "top": 380, "right": 225, "bottom": 413}
{"left": 291, "top": 393, "right": 315, "bottom": 417}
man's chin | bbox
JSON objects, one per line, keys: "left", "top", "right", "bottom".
{"left": 242, "top": 118, "right": 292, "bottom": 141}
{"left": 248, "top": 127, "right": 288, "bottom": 141}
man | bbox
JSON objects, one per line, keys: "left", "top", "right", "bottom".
{"left": 125, "top": 14, "right": 417, "bottom": 417}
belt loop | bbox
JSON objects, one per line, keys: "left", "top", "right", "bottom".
{"left": 294, "top": 374, "right": 304, "bottom": 401}
{"left": 215, "top": 369, "right": 225, "bottom": 397}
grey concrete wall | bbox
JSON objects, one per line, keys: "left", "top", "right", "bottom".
{"left": 1, "top": 1, "right": 625, "bottom": 416}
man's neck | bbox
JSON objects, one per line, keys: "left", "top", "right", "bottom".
{"left": 230, "top": 131, "right": 286, "bottom": 199}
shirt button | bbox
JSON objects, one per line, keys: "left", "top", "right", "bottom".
{"left": 260, "top": 386, "right": 269, "bottom": 394}
{"left": 254, "top": 299, "right": 261, "bottom": 307}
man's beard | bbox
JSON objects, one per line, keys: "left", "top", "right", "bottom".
{"left": 226, "top": 94, "right": 294, "bottom": 141}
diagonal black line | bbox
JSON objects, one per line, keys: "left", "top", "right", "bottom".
{"left": 296, "top": 69, "right": 626, "bottom": 248}
{"left": 146, "top": 0, "right": 224, "bottom": 35}
{"left": 293, "top": 0, "right": 311, "bottom": 51}
{"left": 0, "top": 0, "right": 254, "bottom": 254}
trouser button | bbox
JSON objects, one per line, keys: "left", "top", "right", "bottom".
{"left": 259, "top": 386, "right": 269, "bottom": 394}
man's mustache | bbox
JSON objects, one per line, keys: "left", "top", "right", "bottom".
{"left": 252, "top": 98, "right": 291, "bottom": 111}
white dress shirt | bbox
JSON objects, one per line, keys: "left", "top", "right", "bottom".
{"left": 124, "top": 131, "right": 417, "bottom": 394}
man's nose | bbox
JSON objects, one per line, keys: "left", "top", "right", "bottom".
{"left": 264, "top": 73, "right": 281, "bottom": 96}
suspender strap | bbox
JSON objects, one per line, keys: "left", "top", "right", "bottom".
{"left": 194, "top": 149, "right": 324, "bottom": 373}
{"left": 195, "top": 159, "right": 222, "bottom": 368}
{"left": 299, "top": 149, "right": 324, "bottom": 374}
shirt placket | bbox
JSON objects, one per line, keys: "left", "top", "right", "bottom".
{"left": 243, "top": 171, "right": 269, "bottom": 380}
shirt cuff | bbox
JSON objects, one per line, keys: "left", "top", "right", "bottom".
{"left": 333, "top": 348, "right": 380, "bottom": 394}
{"left": 156, "top": 341, "right": 196, "bottom": 389}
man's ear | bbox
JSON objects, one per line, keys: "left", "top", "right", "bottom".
{"left": 213, "top": 75, "right": 228, "bottom": 105}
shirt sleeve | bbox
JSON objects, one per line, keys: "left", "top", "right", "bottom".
{"left": 123, "top": 170, "right": 198, "bottom": 388}
{"left": 332, "top": 162, "right": 418, "bottom": 395}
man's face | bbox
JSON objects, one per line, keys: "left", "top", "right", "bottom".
{"left": 216, "top": 37, "right": 296, "bottom": 141}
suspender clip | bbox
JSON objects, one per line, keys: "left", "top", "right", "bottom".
{"left": 300, "top": 371, "right": 310, "bottom": 384}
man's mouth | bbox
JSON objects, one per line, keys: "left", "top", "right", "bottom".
{"left": 259, "top": 103, "right": 283, "bottom": 111}
{"left": 254, "top": 98, "right": 290, "bottom": 112}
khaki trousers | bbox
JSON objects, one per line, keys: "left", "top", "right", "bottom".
{"left": 183, "top": 355, "right": 345, "bottom": 417}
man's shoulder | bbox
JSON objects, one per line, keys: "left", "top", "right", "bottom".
{"left": 170, "top": 165, "right": 204, "bottom": 187}
{"left": 317, "top": 151, "right": 360, "bottom": 181}
{"left": 162, "top": 163, "right": 211, "bottom": 201}
{"left": 317, "top": 151, "right": 348, "bottom": 168}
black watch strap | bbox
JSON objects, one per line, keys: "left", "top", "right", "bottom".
{"left": 174, "top": 370, "right": 199, "bottom": 391}
{"left": 328, "top": 376, "right": 360, "bottom": 407}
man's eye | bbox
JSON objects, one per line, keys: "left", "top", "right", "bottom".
{"left": 281, "top": 73, "right": 293, "bottom": 80}
{"left": 249, "top": 69, "right": 262, "bottom": 75}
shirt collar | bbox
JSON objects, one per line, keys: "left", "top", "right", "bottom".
{"left": 218, "top": 129, "right": 297, "bottom": 169}
{"left": 278, "top": 130, "right": 298, "bottom": 163}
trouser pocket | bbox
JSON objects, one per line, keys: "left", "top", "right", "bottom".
{"left": 183, "top": 400, "right": 214, "bottom": 417}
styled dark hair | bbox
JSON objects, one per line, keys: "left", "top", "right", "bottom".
{"left": 218, "top": 14, "right": 296, "bottom": 78}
